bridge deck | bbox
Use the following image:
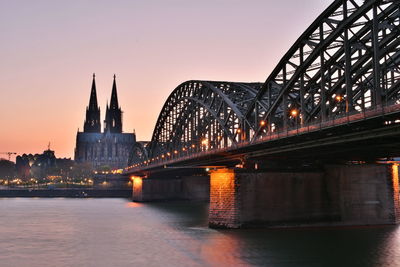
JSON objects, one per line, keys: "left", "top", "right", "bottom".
{"left": 126, "top": 104, "right": 400, "bottom": 176}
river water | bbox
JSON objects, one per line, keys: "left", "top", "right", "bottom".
{"left": 0, "top": 198, "right": 399, "bottom": 267}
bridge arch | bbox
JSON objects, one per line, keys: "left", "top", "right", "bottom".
{"left": 244, "top": 0, "right": 400, "bottom": 141}
{"left": 147, "top": 81, "right": 264, "bottom": 158}
{"left": 127, "top": 0, "right": 400, "bottom": 169}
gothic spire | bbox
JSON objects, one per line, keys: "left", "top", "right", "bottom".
{"left": 84, "top": 73, "right": 101, "bottom": 133}
{"left": 110, "top": 74, "right": 119, "bottom": 109}
{"left": 88, "top": 73, "right": 99, "bottom": 110}
{"left": 104, "top": 74, "right": 122, "bottom": 133}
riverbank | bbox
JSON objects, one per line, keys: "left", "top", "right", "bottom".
{"left": 0, "top": 188, "right": 131, "bottom": 198}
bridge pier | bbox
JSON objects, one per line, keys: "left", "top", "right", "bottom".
{"left": 132, "top": 177, "right": 181, "bottom": 202}
{"left": 132, "top": 175, "right": 209, "bottom": 202}
{"left": 209, "top": 164, "right": 400, "bottom": 228}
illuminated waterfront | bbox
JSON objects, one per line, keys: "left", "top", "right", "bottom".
{"left": 0, "top": 198, "right": 400, "bottom": 267}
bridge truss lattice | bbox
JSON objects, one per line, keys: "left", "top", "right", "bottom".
{"left": 130, "top": 0, "right": 400, "bottom": 167}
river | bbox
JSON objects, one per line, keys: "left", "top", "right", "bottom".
{"left": 0, "top": 198, "right": 399, "bottom": 267}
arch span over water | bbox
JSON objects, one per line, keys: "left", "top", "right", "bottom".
{"left": 140, "top": 0, "right": 400, "bottom": 162}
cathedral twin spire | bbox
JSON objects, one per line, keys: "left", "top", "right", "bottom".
{"left": 83, "top": 74, "right": 101, "bottom": 133}
{"left": 84, "top": 74, "right": 122, "bottom": 134}
{"left": 104, "top": 75, "right": 123, "bottom": 133}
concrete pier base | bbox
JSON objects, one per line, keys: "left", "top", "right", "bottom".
{"left": 209, "top": 164, "right": 400, "bottom": 228}
{"left": 132, "top": 177, "right": 181, "bottom": 202}
{"left": 181, "top": 175, "right": 210, "bottom": 201}
{"left": 132, "top": 175, "right": 209, "bottom": 202}
{"left": 327, "top": 164, "right": 400, "bottom": 226}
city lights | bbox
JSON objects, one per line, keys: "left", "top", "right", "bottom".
{"left": 0, "top": 1, "right": 398, "bottom": 265}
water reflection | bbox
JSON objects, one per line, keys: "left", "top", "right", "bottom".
{"left": 125, "top": 202, "right": 143, "bottom": 208}
{"left": 139, "top": 201, "right": 400, "bottom": 267}
{"left": 0, "top": 198, "right": 400, "bottom": 267}
{"left": 376, "top": 225, "right": 400, "bottom": 267}
{"left": 201, "top": 233, "right": 248, "bottom": 266}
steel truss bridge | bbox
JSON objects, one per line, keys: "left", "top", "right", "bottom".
{"left": 126, "top": 0, "right": 400, "bottom": 176}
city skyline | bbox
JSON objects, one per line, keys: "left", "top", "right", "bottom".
{"left": 0, "top": 0, "right": 330, "bottom": 159}
{"left": 1, "top": 1, "right": 400, "bottom": 266}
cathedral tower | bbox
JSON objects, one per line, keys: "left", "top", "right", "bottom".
{"left": 83, "top": 73, "right": 101, "bottom": 133}
{"left": 104, "top": 75, "right": 123, "bottom": 133}
{"left": 75, "top": 73, "right": 135, "bottom": 169}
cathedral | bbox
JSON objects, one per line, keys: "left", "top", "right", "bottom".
{"left": 74, "top": 74, "right": 136, "bottom": 169}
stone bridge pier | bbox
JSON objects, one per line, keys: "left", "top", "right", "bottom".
{"left": 131, "top": 163, "right": 400, "bottom": 228}
{"left": 131, "top": 175, "right": 209, "bottom": 202}
{"left": 209, "top": 164, "right": 400, "bottom": 228}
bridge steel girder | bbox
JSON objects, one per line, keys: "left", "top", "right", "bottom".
{"left": 126, "top": 0, "right": 400, "bottom": 173}
{"left": 146, "top": 81, "right": 265, "bottom": 159}
{"left": 244, "top": 0, "right": 400, "bottom": 142}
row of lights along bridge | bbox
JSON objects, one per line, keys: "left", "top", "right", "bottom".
{"left": 124, "top": 94, "right": 345, "bottom": 171}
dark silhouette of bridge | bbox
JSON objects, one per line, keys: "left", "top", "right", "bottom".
{"left": 126, "top": 0, "right": 400, "bottom": 176}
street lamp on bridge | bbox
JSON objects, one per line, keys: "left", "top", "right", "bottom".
{"left": 290, "top": 109, "right": 298, "bottom": 117}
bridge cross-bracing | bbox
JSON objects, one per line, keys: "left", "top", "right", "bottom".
{"left": 126, "top": 0, "right": 400, "bottom": 175}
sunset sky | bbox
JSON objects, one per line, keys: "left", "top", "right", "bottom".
{"left": 0, "top": 0, "right": 330, "bottom": 160}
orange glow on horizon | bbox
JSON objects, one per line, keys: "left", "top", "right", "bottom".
{"left": 0, "top": 1, "right": 332, "bottom": 160}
